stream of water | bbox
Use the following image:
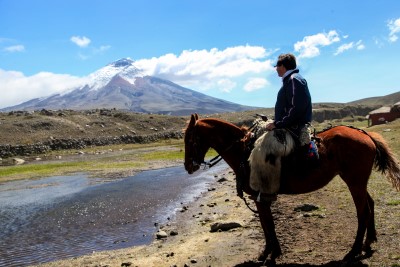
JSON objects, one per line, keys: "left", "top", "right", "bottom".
{"left": 0, "top": 163, "right": 228, "bottom": 266}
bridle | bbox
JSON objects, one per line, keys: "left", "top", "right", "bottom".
{"left": 188, "top": 129, "right": 236, "bottom": 170}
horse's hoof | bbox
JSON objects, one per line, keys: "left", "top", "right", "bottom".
{"left": 362, "top": 244, "right": 373, "bottom": 256}
{"left": 257, "top": 249, "right": 271, "bottom": 262}
{"left": 362, "top": 239, "right": 376, "bottom": 258}
{"left": 342, "top": 250, "right": 361, "bottom": 262}
{"left": 261, "top": 259, "right": 276, "bottom": 267}
{"left": 258, "top": 245, "right": 281, "bottom": 263}
{"left": 270, "top": 247, "right": 282, "bottom": 261}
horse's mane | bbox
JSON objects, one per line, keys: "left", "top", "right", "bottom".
{"left": 197, "top": 118, "right": 246, "bottom": 136}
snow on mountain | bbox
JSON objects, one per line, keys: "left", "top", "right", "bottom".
{"left": 1, "top": 58, "right": 257, "bottom": 115}
{"left": 88, "top": 58, "right": 143, "bottom": 90}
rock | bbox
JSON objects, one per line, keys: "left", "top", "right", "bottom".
{"left": 12, "top": 158, "right": 25, "bottom": 165}
{"left": 121, "top": 262, "right": 132, "bottom": 267}
{"left": 294, "top": 203, "right": 319, "bottom": 212}
{"left": 210, "top": 222, "right": 242, "bottom": 232}
{"left": 40, "top": 109, "right": 54, "bottom": 116}
{"left": 180, "top": 206, "right": 188, "bottom": 212}
{"left": 170, "top": 230, "right": 178, "bottom": 236}
{"left": 217, "top": 177, "right": 228, "bottom": 183}
{"left": 156, "top": 230, "right": 168, "bottom": 239}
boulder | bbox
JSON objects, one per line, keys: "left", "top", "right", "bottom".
{"left": 210, "top": 222, "right": 242, "bottom": 232}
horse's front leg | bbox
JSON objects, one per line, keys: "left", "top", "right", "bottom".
{"left": 255, "top": 201, "right": 282, "bottom": 263}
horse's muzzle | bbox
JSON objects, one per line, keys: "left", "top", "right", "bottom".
{"left": 185, "top": 161, "right": 200, "bottom": 174}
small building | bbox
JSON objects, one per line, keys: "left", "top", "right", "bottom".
{"left": 367, "top": 102, "right": 400, "bottom": 126}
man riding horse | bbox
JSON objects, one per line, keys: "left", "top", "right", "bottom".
{"left": 266, "top": 53, "right": 312, "bottom": 145}
{"left": 249, "top": 53, "right": 316, "bottom": 201}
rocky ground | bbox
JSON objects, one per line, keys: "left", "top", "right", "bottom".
{"left": 36, "top": 166, "right": 400, "bottom": 267}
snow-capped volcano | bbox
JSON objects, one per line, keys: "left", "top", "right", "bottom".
{"left": 1, "top": 58, "right": 256, "bottom": 115}
{"left": 88, "top": 58, "right": 143, "bottom": 90}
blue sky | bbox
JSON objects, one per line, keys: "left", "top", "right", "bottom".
{"left": 1, "top": 0, "right": 399, "bottom": 109}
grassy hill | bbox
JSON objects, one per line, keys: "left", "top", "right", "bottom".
{"left": 348, "top": 91, "right": 400, "bottom": 106}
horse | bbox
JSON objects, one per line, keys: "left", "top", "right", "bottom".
{"left": 183, "top": 113, "right": 400, "bottom": 264}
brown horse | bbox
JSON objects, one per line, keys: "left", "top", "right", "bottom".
{"left": 184, "top": 113, "right": 400, "bottom": 264}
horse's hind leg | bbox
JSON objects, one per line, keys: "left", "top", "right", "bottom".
{"left": 363, "top": 192, "right": 377, "bottom": 255}
{"left": 343, "top": 184, "right": 371, "bottom": 261}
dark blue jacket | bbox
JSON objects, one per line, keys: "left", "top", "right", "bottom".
{"left": 274, "top": 69, "right": 312, "bottom": 131}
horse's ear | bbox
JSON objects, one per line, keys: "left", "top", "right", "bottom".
{"left": 189, "top": 113, "right": 197, "bottom": 127}
{"left": 194, "top": 113, "right": 199, "bottom": 120}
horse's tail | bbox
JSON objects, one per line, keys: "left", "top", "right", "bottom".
{"left": 369, "top": 132, "right": 400, "bottom": 191}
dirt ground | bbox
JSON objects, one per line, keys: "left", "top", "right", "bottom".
{"left": 36, "top": 165, "right": 400, "bottom": 267}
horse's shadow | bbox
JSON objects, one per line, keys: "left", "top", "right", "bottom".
{"left": 234, "top": 260, "right": 369, "bottom": 267}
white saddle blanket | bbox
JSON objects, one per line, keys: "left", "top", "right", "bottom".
{"left": 248, "top": 129, "right": 295, "bottom": 194}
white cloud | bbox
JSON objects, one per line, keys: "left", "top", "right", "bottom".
{"left": 0, "top": 69, "right": 88, "bottom": 108}
{"left": 334, "top": 40, "right": 364, "bottom": 55}
{"left": 135, "top": 45, "right": 274, "bottom": 92}
{"left": 244, "top": 78, "right": 269, "bottom": 92}
{"left": 294, "top": 30, "right": 340, "bottom": 58}
{"left": 3, "top": 45, "right": 25, "bottom": 53}
{"left": 334, "top": 42, "right": 354, "bottom": 56}
{"left": 94, "top": 45, "right": 111, "bottom": 53}
{"left": 356, "top": 40, "right": 365, "bottom": 50}
{"left": 70, "top": 36, "right": 91, "bottom": 47}
{"left": 388, "top": 18, "right": 400, "bottom": 43}
{"left": 217, "top": 79, "right": 237, "bottom": 93}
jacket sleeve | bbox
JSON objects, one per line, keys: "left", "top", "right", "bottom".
{"left": 274, "top": 77, "right": 309, "bottom": 129}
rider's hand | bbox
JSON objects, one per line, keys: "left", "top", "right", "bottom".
{"left": 265, "top": 122, "right": 276, "bottom": 131}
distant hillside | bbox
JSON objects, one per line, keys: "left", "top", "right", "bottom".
{"left": 348, "top": 91, "right": 400, "bottom": 106}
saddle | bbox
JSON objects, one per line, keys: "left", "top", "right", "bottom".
{"left": 246, "top": 119, "right": 320, "bottom": 199}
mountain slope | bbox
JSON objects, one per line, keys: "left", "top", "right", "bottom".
{"left": 348, "top": 91, "right": 400, "bottom": 106}
{"left": 1, "top": 58, "right": 256, "bottom": 115}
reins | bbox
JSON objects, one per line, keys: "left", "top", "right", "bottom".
{"left": 200, "top": 140, "right": 239, "bottom": 169}
{"left": 242, "top": 195, "right": 259, "bottom": 213}
{"left": 202, "top": 154, "right": 223, "bottom": 168}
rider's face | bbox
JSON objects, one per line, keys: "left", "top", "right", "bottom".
{"left": 275, "top": 64, "right": 287, "bottom": 77}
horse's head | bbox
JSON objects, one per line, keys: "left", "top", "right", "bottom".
{"left": 184, "top": 113, "right": 210, "bottom": 174}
